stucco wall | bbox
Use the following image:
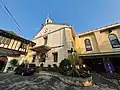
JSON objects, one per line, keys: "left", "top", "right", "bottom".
{"left": 42, "top": 46, "right": 68, "bottom": 67}
{"left": 3, "top": 55, "right": 24, "bottom": 72}
{"left": 34, "top": 24, "right": 69, "bottom": 39}
{"left": 47, "top": 29, "right": 63, "bottom": 47}
{"left": 75, "top": 33, "right": 99, "bottom": 54}
{"left": 96, "top": 28, "right": 120, "bottom": 52}
{"left": 65, "top": 28, "right": 74, "bottom": 50}
{"left": 75, "top": 26, "right": 120, "bottom": 54}
{"left": 43, "top": 28, "right": 74, "bottom": 67}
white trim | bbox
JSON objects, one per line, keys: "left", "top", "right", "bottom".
{"left": 78, "top": 51, "right": 120, "bottom": 57}
{"left": 77, "top": 23, "right": 120, "bottom": 37}
{"left": 112, "top": 48, "right": 120, "bottom": 51}
{"left": 33, "top": 27, "right": 71, "bottom": 40}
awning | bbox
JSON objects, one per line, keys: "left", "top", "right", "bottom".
{"left": 78, "top": 51, "right": 120, "bottom": 57}
{"left": 31, "top": 45, "right": 51, "bottom": 53}
{"left": 0, "top": 56, "right": 8, "bottom": 62}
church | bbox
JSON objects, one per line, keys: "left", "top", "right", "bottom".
{"left": 28, "top": 17, "right": 120, "bottom": 73}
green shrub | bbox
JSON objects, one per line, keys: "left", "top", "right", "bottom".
{"left": 59, "top": 58, "right": 71, "bottom": 69}
{"left": 59, "top": 58, "right": 72, "bottom": 75}
{"left": 53, "top": 64, "right": 57, "bottom": 67}
{"left": 48, "top": 64, "right": 51, "bottom": 68}
{"left": 10, "top": 59, "right": 18, "bottom": 66}
{"left": 40, "top": 63, "right": 44, "bottom": 67}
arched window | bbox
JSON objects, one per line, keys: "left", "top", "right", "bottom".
{"left": 109, "top": 34, "right": 120, "bottom": 48}
{"left": 84, "top": 39, "right": 92, "bottom": 51}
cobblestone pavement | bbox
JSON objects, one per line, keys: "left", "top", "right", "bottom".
{"left": 0, "top": 72, "right": 118, "bottom": 90}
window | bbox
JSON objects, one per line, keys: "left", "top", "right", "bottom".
{"left": 47, "top": 19, "right": 49, "bottom": 23}
{"left": 23, "top": 44, "right": 27, "bottom": 49}
{"left": 19, "top": 43, "right": 27, "bottom": 49}
{"left": 52, "top": 52, "right": 58, "bottom": 62}
{"left": 109, "top": 34, "right": 120, "bottom": 48}
{"left": 44, "top": 36, "right": 48, "bottom": 45}
{"left": 84, "top": 39, "right": 92, "bottom": 51}
{"left": 40, "top": 53, "right": 46, "bottom": 62}
{"left": 19, "top": 43, "right": 28, "bottom": 51}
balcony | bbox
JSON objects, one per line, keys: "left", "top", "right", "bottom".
{"left": 31, "top": 45, "right": 51, "bottom": 53}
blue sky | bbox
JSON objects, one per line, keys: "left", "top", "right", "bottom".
{"left": 0, "top": 0, "right": 120, "bottom": 39}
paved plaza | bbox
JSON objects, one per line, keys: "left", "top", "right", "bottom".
{"left": 0, "top": 72, "right": 119, "bottom": 90}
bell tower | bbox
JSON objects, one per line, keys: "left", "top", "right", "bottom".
{"left": 45, "top": 17, "right": 53, "bottom": 24}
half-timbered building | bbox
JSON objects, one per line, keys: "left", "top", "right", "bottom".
{"left": 0, "top": 29, "right": 35, "bottom": 72}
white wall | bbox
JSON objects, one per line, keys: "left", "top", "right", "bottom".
{"left": 42, "top": 46, "right": 68, "bottom": 67}
{"left": 33, "top": 28, "right": 66, "bottom": 67}
{"left": 3, "top": 55, "right": 24, "bottom": 72}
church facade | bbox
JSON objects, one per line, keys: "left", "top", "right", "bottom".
{"left": 29, "top": 17, "right": 76, "bottom": 67}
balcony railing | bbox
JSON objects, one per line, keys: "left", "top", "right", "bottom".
{"left": 0, "top": 37, "right": 30, "bottom": 55}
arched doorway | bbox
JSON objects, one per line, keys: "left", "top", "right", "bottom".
{"left": 0, "top": 56, "right": 8, "bottom": 72}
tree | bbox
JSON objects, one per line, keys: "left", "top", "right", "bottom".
{"left": 68, "top": 50, "right": 81, "bottom": 77}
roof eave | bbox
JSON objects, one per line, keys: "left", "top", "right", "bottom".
{"left": 0, "top": 29, "right": 35, "bottom": 45}
{"left": 77, "top": 23, "right": 120, "bottom": 37}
